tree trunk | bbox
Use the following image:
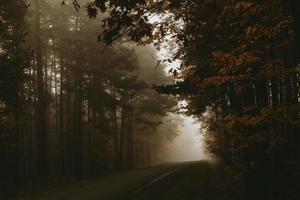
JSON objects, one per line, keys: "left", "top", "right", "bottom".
{"left": 111, "top": 86, "right": 119, "bottom": 169}
{"left": 59, "top": 57, "right": 65, "bottom": 177}
{"left": 74, "top": 73, "right": 83, "bottom": 179}
{"left": 35, "top": 0, "right": 47, "bottom": 178}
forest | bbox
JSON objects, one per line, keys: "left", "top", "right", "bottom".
{"left": 1, "top": 0, "right": 300, "bottom": 199}
{"left": 0, "top": 0, "right": 180, "bottom": 197}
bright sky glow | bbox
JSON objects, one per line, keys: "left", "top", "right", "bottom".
{"left": 152, "top": 14, "right": 210, "bottom": 162}
{"left": 149, "top": 14, "right": 182, "bottom": 74}
{"left": 163, "top": 115, "right": 211, "bottom": 162}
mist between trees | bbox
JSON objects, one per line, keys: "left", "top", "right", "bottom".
{"left": 1, "top": 0, "right": 300, "bottom": 199}
{"left": 0, "top": 0, "right": 182, "bottom": 197}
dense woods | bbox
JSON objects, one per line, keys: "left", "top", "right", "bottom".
{"left": 80, "top": 0, "right": 300, "bottom": 199}
{"left": 0, "top": 0, "right": 178, "bottom": 197}
{"left": 1, "top": 0, "right": 300, "bottom": 199}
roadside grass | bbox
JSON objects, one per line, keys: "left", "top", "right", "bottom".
{"left": 159, "top": 161, "right": 244, "bottom": 200}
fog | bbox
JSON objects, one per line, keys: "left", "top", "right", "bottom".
{"left": 153, "top": 35, "right": 210, "bottom": 162}
{"left": 133, "top": 43, "right": 210, "bottom": 162}
{"left": 161, "top": 114, "right": 210, "bottom": 162}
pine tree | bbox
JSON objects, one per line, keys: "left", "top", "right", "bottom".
{"left": 0, "top": 0, "right": 29, "bottom": 196}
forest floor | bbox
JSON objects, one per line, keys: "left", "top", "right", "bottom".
{"left": 136, "top": 161, "right": 244, "bottom": 200}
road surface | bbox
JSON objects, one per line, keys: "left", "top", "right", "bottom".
{"left": 41, "top": 161, "right": 216, "bottom": 200}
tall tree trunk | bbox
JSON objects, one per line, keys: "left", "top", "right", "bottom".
{"left": 15, "top": 86, "right": 24, "bottom": 188}
{"left": 120, "top": 105, "right": 126, "bottom": 169}
{"left": 228, "top": 82, "right": 243, "bottom": 114}
{"left": 74, "top": 73, "right": 83, "bottom": 179}
{"left": 65, "top": 64, "right": 72, "bottom": 177}
{"left": 59, "top": 57, "right": 65, "bottom": 177}
{"left": 255, "top": 80, "right": 269, "bottom": 109}
{"left": 35, "top": 0, "right": 47, "bottom": 178}
{"left": 127, "top": 97, "right": 134, "bottom": 169}
{"left": 111, "top": 86, "right": 119, "bottom": 169}
{"left": 271, "top": 80, "right": 279, "bottom": 109}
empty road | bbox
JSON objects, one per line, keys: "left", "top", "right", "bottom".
{"left": 41, "top": 161, "right": 219, "bottom": 200}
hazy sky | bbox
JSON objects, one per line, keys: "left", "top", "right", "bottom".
{"left": 155, "top": 43, "right": 210, "bottom": 161}
{"left": 153, "top": 25, "right": 210, "bottom": 162}
{"left": 133, "top": 13, "right": 210, "bottom": 162}
{"left": 163, "top": 114, "right": 210, "bottom": 162}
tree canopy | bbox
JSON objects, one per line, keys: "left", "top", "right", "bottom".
{"left": 76, "top": 0, "right": 300, "bottom": 168}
